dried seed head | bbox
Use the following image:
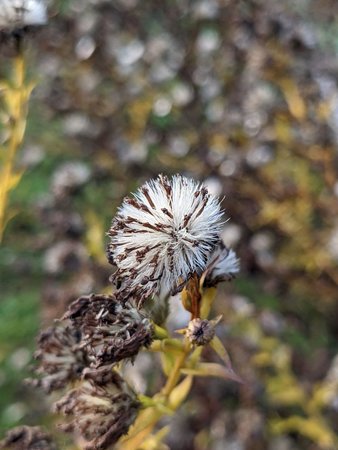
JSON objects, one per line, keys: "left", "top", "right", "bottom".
{"left": 62, "top": 294, "right": 154, "bottom": 367}
{"left": 33, "top": 323, "right": 89, "bottom": 392}
{"left": 107, "top": 174, "right": 223, "bottom": 303}
{"left": 0, "top": 426, "right": 56, "bottom": 450}
{"left": 54, "top": 369, "right": 140, "bottom": 450}
{"left": 203, "top": 241, "right": 240, "bottom": 287}
{"left": 186, "top": 318, "right": 216, "bottom": 346}
{"left": 0, "top": 0, "right": 47, "bottom": 31}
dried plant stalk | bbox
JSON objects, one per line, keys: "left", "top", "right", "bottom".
{"left": 0, "top": 51, "right": 33, "bottom": 241}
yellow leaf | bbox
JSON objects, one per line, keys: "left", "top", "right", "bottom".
{"left": 84, "top": 210, "right": 106, "bottom": 264}
{"left": 189, "top": 345, "right": 203, "bottom": 366}
{"left": 118, "top": 408, "right": 162, "bottom": 450}
{"left": 266, "top": 373, "right": 306, "bottom": 406}
{"left": 209, "top": 335, "right": 232, "bottom": 369}
{"left": 0, "top": 207, "right": 19, "bottom": 242}
{"left": 153, "top": 324, "right": 169, "bottom": 340}
{"left": 199, "top": 287, "right": 217, "bottom": 319}
{"left": 279, "top": 78, "right": 306, "bottom": 120}
{"left": 0, "top": 82, "right": 9, "bottom": 93}
{"left": 307, "top": 381, "right": 337, "bottom": 415}
{"left": 270, "top": 416, "right": 337, "bottom": 447}
{"left": 168, "top": 376, "right": 193, "bottom": 409}
{"left": 7, "top": 170, "right": 24, "bottom": 190}
{"left": 160, "top": 352, "right": 175, "bottom": 377}
{"left": 181, "top": 362, "right": 243, "bottom": 384}
{"left": 150, "top": 338, "right": 184, "bottom": 355}
{"left": 137, "top": 426, "right": 170, "bottom": 450}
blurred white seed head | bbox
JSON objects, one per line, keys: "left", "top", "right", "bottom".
{"left": 108, "top": 174, "right": 223, "bottom": 303}
{"left": 0, "top": 0, "right": 47, "bottom": 30}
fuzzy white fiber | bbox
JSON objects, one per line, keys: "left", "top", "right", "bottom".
{"left": 108, "top": 174, "right": 224, "bottom": 301}
{"left": 204, "top": 243, "right": 240, "bottom": 285}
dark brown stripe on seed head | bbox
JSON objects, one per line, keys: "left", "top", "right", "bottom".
{"left": 141, "top": 187, "right": 155, "bottom": 209}
{"left": 193, "top": 196, "right": 208, "bottom": 219}
{"left": 141, "top": 222, "right": 162, "bottom": 232}
{"left": 159, "top": 175, "right": 172, "bottom": 198}
{"left": 125, "top": 197, "right": 142, "bottom": 209}
{"left": 161, "top": 208, "right": 173, "bottom": 219}
{"left": 183, "top": 213, "right": 192, "bottom": 228}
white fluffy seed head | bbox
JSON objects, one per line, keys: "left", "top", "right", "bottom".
{"left": 0, "top": 0, "right": 47, "bottom": 30}
{"left": 108, "top": 174, "right": 224, "bottom": 303}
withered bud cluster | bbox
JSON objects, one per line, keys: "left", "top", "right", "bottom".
{"left": 62, "top": 294, "right": 154, "bottom": 367}
{"left": 33, "top": 323, "right": 88, "bottom": 392}
{"left": 32, "top": 294, "right": 153, "bottom": 449}
{"left": 0, "top": 426, "right": 56, "bottom": 450}
{"left": 54, "top": 368, "right": 140, "bottom": 450}
{"left": 186, "top": 318, "right": 216, "bottom": 346}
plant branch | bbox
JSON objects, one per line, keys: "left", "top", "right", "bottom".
{"left": 0, "top": 52, "right": 30, "bottom": 241}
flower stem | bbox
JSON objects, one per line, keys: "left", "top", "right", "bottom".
{"left": 161, "top": 340, "right": 191, "bottom": 397}
{"left": 118, "top": 289, "right": 216, "bottom": 449}
{"left": 0, "top": 52, "right": 28, "bottom": 242}
{"left": 119, "top": 341, "right": 191, "bottom": 449}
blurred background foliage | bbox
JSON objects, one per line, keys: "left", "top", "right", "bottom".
{"left": 1, "top": 0, "right": 338, "bottom": 449}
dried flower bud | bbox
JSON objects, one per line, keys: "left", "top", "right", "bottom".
{"left": 186, "top": 318, "right": 216, "bottom": 346}
{"left": 0, "top": 426, "right": 56, "bottom": 450}
{"left": 54, "top": 369, "right": 140, "bottom": 450}
{"left": 33, "top": 323, "right": 89, "bottom": 392}
{"left": 0, "top": 0, "right": 47, "bottom": 32}
{"left": 203, "top": 241, "right": 240, "bottom": 287}
{"left": 62, "top": 294, "right": 154, "bottom": 367}
{"left": 107, "top": 174, "right": 223, "bottom": 303}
